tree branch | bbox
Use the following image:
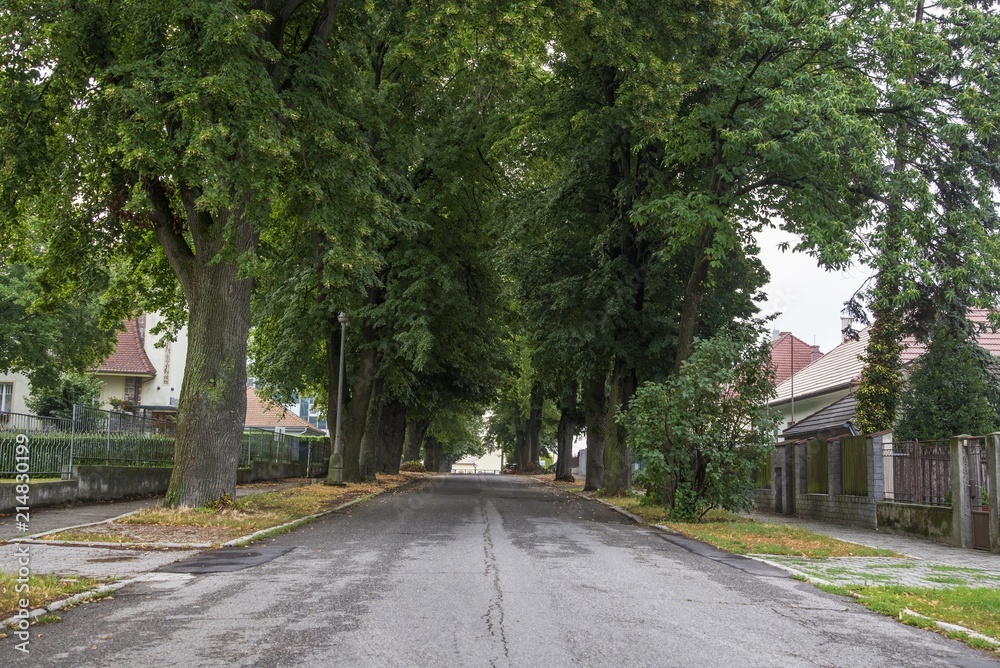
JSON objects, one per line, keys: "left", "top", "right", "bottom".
{"left": 145, "top": 179, "right": 195, "bottom": 292}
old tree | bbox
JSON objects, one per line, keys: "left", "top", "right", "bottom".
{"left": 0, "top": 1, "right": 381, "bottom": 507}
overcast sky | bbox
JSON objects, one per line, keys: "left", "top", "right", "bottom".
{"left": 755, "top": 227, "right": 870, "bottom": 353}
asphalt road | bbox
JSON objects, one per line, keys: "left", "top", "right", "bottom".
{"left": 3, "top": 475, "right": 997, "bottom": 667}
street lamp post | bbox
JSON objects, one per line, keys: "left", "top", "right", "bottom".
{"left": 326, "top": 312, "right": 350, "bottom": 486}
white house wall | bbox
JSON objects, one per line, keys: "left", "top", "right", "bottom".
{"left": 98, "top": 377, "right": 127, "bottom": 408}
{"left": 0, "top": 371, "right": 32, "bottom": 415}
{"left": 141, "top": 312, "right": 187, "bottom": 409}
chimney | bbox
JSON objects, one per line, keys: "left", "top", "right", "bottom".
{"left": 810, "top": 345, "right": 821, "bottom": 363}
{"left": 771, "top": 329, "right": 782, "bottom": 341}
{"left": 841, "top": 316, "right": 852, "bottom": 342}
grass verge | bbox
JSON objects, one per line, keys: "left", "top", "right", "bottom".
{"left": 668, "top": 521, "right": 901, "bottom": 558}
{"left": 592, "top": 495, "right": 898, "bottom": 558}
{"left": 816, "top": 582, "right": 1000, "bottom": 652}
{"left": 0, "top": 573, "right": 103, "bottom": 620}
{"left": 43, "top": 474, "right": 423, "bottom": 546}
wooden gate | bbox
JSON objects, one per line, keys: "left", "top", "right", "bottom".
{"left": 968, "top": 439, "right": 990, "bottom": 551}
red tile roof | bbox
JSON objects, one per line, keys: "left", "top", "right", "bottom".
{"left": 93, "top": 319, "right": 156, "bottom": 377}
{"left": 770, "top": 332, "right": 823, "bottom": 385}
{"left": 772, "top": 309, "right": 1000, "bottom": 405}
{"left": 245, "top": 387, "right": 324, "bottom": 435}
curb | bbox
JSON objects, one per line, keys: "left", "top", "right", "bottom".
{"left": 8, "top": 509, "right": 143, "bottom": 543}
{"left": 528, "top": 476, "right": 648, "bottom": 526}
{"left": 900, "top": 608, "right": 1000, "bottom": 646}
{"left": 1, "top": 578, "right": 131, "bottom": 630}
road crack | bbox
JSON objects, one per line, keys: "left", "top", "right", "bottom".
{"left": 480, "top": 502, "right": 510, "bottom": 667}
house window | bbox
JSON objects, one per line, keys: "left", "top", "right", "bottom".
{"left": 0, "top": 383, "right": 12, "bottom": 415}
{"left": 124, "top": 377, "right": 143, "bottom": 406}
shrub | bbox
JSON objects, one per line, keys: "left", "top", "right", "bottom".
{"left": 26, "top": 372, "right": 101, "bottom": 419}
{"left": 400, "top": 460, "right": 426, "bottom": 472}
{"left": 621, "top": 327, "right": 779, "bottom": 521}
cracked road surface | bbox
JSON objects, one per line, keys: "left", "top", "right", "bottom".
{"left": 3, "top": 475, "right": 997, "bottom": 667}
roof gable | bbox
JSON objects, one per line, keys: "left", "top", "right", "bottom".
{"left": 770, "top": 332, "right": 822, "bottom": 386}
{"left": 245, "top": 387, "right": 323, "bottom": 434}
{"left": 93, "top": 319, "right": 157, "bottom": 377}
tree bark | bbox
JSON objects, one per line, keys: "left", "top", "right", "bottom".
{"left": 423, "top": 435, "right": 442, "bottom": 472}
{"left": 555, "top": 379, "right": 578, "bottom": 482}
{"left": 376, "top": 399, "right": 407, "bottom": 474}
{"left": 583, "top": 372, "right": 607, "bottom": 491}
{"left": 358, "top": 375, "right": 384, "bottom": 481}
{"left": 527, "top": 382, "right": 543, "bottom": 466}
{"left": 163, "top": 242, "right": 252, "bottom": 508}
{"left": 513, "top": 410, "right": 529, "bottom": 468}
{"left": 404, "top": 417, "right": 429, "bottom": 463}
{"left": 341, "top": 342, "right": 379, "bottom": 483}
{"left": 602, "top": 356, "right": 635, "bottom": 494}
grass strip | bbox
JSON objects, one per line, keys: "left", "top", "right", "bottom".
{"left": 43, "top": 474, "right": 422, "bottom": 545}
{"left": 0, "top": 573, "right": 103, "bottom": 620}
{"left": 667, "top": 521, "right": 900, "bottom": 558}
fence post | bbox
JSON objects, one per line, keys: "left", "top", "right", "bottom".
{"left": 68, "top": 404, "right": 77, "bottom": 481}
{"left": 951, "top": 435, "right": 973, "bottom": 549}
{"left": 987, "top": 433, "right": 1000, "bottom": 553}
{"left": 869, "top": 433, "right": 885, "bottom": 502}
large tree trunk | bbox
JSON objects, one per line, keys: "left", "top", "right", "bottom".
{"left": 152, "top": 185, "right": 255, "bottom": 508}
{"left": 341, "top": 343, "right": 379, "bottom": 483}
{"left": 513, "top": 410, "right": 529, "bottom": 468}
{"left": 555, "top": 379, "right": 578, "bottom": 482}
{"left": 164, "top": 249, "right": 252, "bottom": 508}
{"left": 527, "top": 382, "right": 543, "bottom": 466}
{"left": 602, "top": 356, "right": 636, "bottom": 495}
{"left": 583, "top": 372, "right": 606, "bottom": 492}
{"left": 358, "top": 375, "right": 385, "bottom": 481}
{"left": 376, "top": 399, "right": 407, "bottom": 474}
{"left": 423, "top": 435, "right": 442, "bottom": 472}
{"left": 404, "top": 417, "right": 429, "bottom": 463}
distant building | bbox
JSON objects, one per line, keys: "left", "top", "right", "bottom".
{"left": 245, "top": 387, "right": 326, "bottom": 437}
{"left": 769, "top": 330, "right": 823, "bottom": 386}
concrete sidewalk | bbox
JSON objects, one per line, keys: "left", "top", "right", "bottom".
{"left": 751, "top": 512, "right": 1000, "bottom": 589}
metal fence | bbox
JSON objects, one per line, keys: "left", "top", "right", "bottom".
{"left": 841, "top": 435, "right": 868, "bottom": 496}
{"left": 883, "top": 439, "right": 952, "bottom": 506}
{"left": 0, "top": 412, "right": 75, "bottom": 478}
{"left": 70, "top": 405, "right": 175, "bottom": 467}
{"left": 1, "top": 406, "right": 331, "bottom": 478}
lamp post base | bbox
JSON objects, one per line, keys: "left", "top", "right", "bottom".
{"left": 325, "top": 452, "right": 346, "bottom": 486}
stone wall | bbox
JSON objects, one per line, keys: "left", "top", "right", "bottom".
{"left": 877, "top": 502, "right": 955, "bottom": 544}
{"left": 0, "top": 479, "right": 77, "bottom": 512}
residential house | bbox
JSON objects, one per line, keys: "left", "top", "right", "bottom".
{"left": 0, "top": 312, "right": 187, "bottom": 419}
{"left": 770, "top": 330, "right": 823, "bottom": 386}
{"left": 771, "top": 311, "right": 1000, "bottom": 442}
{"left": 245, "top": 387, "right": 326, "bottom": 437}
{"left": 93, "top": 313, "right": 187, "bottom": 420}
